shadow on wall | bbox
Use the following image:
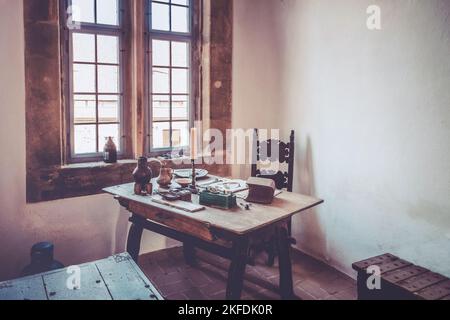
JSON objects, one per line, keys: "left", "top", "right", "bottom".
{"left": 0, "top": 194, "right": 130, "bottom": 282}
{"left": 292, "top": 136, "right": 328, "bottom": 262}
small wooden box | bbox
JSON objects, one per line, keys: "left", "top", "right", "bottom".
{"left": 245, "top": 177, "right": 276, "bottom": 204}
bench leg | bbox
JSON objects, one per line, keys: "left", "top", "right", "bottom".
{"left": 226, "top": 238, "right": 249, "bottom": 300}
{"left": 276, "top": 225, "right": 294, "bottom": 300}
{"left": 127, "top": 214, "right": 144, "bottom": 263}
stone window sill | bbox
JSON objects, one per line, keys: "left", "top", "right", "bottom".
{"left": 27, "top": 160, "right": 139, "bottom": 203}
{"left": 26, "top": 158, "right": 203, "bottom": 203}
{"left": 61, "top": 159, "right": 137, "bottom": 170}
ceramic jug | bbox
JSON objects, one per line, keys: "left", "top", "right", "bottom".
{"left": 157, "top": 160, "right": 173, "bottom": 188}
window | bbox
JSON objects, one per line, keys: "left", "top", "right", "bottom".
{"left": 26, "top": 0, "right": 233, "bottom": 202}
{"left": 148, "top": 0, "right": 193, "bottom": 153}
{"left": 64, "top": 0, "right": 124, "bottom": 160}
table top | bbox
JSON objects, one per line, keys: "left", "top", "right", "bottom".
{"left": 104, "top": 179, "right": 323, "bottom": 236}
{"left": 0, "top": 253, "right": 163, "bottom": 301}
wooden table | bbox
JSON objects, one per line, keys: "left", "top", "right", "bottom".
{"left": 104, "top": 180, "right": 323, "bottom": 300}
{"left": 0, "top": 253, "right": 163, "bottom": 300}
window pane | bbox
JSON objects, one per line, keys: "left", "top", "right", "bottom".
{"left": 71, "top": 0, "right": 95, "bottom": 24}
{"left": 74, "top": 95, "right": 96, "bottom": 124}
{"left": 152, "top": 3, "right": 170, "bottom": 31}
{"left": 153, "top": 122, "right": 171, "bottom": 149}
{"left": 172, "top": 41, "right": 189, "bottom": 67}
{"left": 72, "top": 33, "right": 95, "bottom": 62}
{"left": 172, "top": 121, "right": 189, "bottom": 147}
{"left": 98, "top": 124, "right": 120, "bottom": 152}
{"left": 99, "top": 95, "right": 119, "bottom": 123}
{"left": 148, "top": 1, "right": 192, "bottom": 152}
{"left": 73, "top": 64, "right": 95, "bottom": 93}
{"left": 172, "top": 69, "right": 188, "bottom": 94}
{"left": 152, "top": 40, "right": 170, "bottom": 66}
{"left": 74, "top": 125, "right": 96, "bottom": 154}
{"left": 97, "top": 35, "right": 119, "bottom": 64}
{"left": 98, "top": 65, "right": 119, "bottom": 93}
{"left": 96, "top": 0, "right": 119, "bottom": 25}
{"left": 152, "top": 68, "right": 170, "bottom": 93}
{"left": 172, "top": 0, "right": 189, "bottom": 6}
{"left": 152, "top": 95, "right": 170, "bottom": 121}
{"left": 172, "top": 95, "right": 189, "bottom": 121}
{"left": 171, "top": 5, "right": 189, "bottom": 33}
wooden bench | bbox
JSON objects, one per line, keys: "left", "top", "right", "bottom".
{"left": 352, "top": 253, "right": 450, "bottom": 300}
{"left": 0, "top": 253, "right": 163, "bottom": 300}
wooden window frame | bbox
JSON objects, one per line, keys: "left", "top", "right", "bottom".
{"left": 145, "top": 0, "right": 198, "bottom": 157}
{"left": 60, "top": 0, "right": 132, "bottom": 163}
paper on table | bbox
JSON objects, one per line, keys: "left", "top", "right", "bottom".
{"left": 198, "top": 179, "right": 248, "bottom": 194}
{"left": 151, "top": 195, "right": 205, "bottom": 213}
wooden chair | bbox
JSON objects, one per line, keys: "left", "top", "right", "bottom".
{"left": 250, "top": 129, "right": 296, "bottom": 266}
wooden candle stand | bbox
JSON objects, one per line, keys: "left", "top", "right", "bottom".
{"left": 189, "top": 159, "right": 198, "bottom": 194}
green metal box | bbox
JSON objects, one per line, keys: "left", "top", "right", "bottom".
{"left": 199, "top": 191, "right": 237, "bottom": 209}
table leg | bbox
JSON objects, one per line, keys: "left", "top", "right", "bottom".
{"left": 183, "top": 242, "right": 197, "bottom": 266}
{"left": 266, "top": 235, "right": 276, "bottom": 267}
{"left": 127, "top": 214, "right": 144, "bottom": 263}
{"left": 226, "top": 238, "right": 249, "bottom": 300}
{"left": 276, "top": 225, "right": 294, "bottom": 299}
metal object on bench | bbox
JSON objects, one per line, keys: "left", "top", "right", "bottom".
{"left": 21, "top": 242, "right": 64, "bottom": 277}
{"left": 352, "top": 253, "right": 450, "bottom": 300}
{"left": 1, "top": 253, "right": 163, "bottom": 301}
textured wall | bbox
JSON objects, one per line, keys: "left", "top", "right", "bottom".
{"left": 232, "top": 0, "right": 285, "bottom": 178}
{"left": 0, "top": 0, "right": 174, "bottom": 281}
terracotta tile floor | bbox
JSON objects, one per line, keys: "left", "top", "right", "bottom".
{"left": 139, "top": 247, "right": 357, "bottom": 300}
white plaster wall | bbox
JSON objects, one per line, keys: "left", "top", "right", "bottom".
{"left": 233, "top": 0, "right": 450, "bottom": 277}
{"left": 232, "top": 0, "right": 283, "bottom": 130}
{"left": 0, "top": 0, "right": 172, "bottom": 281}
{"left": 232, "top": 0, "right": 284, "bottom": 177}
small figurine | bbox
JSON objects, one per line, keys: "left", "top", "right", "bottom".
{"left": 133, "top": 157, "right": 153, "bottom": 195}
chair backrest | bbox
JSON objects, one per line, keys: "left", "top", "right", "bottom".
{"left": 251, "top": 129, "right": 295, "bottom": 192}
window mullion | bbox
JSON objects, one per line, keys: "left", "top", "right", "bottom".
{"left": 169, "top": 3, "right": 173, "bottom": 151}
{"left": 169, "top": 41, "right": 173, "bottom": 149}
{"left": 169, "top": 0, "right": 172, "bottom": 32}
{"left": 94, "top": 0, "right": 98, "bottom": 24}
{"left": 95, "top": 34, "right": 99, "bottom": 153}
